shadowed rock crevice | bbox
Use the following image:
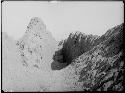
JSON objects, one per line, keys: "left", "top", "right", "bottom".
{"left": 52, "top": 32, "right": 99, "bottom": 70}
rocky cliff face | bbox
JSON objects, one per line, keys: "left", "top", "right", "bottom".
{"left": 52, "top": 31, "right": 100, "bottom": 70}
{"left": 61, "top": 23, "right": 124, "bottom": 91}
{"left": 16, "top": 17, "right": 57, "bottom": 70}
{"left": 53, "top": 30, "right": 99, "bottom": 65}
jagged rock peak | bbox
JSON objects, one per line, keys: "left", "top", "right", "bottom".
{"left": 26, "top": 17, "right": 46, "bottom": 33}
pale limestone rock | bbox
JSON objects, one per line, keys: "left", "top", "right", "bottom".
{"left": 16, "top": 17, "right": 57, "bottom": 71}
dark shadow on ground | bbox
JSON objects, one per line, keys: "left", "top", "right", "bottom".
{"left": 51, "top": 61, "right": 69, "bottom": 70}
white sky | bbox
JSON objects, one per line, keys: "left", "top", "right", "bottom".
{"left": 2, "top": 1, "right": 124, "bottom": 41}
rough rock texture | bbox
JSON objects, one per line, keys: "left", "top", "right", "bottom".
{"left": 61, "top": 23, "right": 124, "bottom": 91}
{"left": 53, "top": 31, "right": 99, "bottom": 64}
{"left": 16, "top": 17, "right": 57, "bottom": 70}
{"left": 2, "top": 17, "right": 124, "bottom": 91}
{"left": 2, "top": 17, "right": 59, "bottom": 92}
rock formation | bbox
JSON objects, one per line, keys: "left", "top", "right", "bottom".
{"left": 16, "top": 17, "right": 57, "bottom": 70}
{"left": 2, "top": 17, "right": 124, "bottom": 91}
{"left": 2, "top": 17, "right": 58, "bottom": 92}
{"left": 53, "top": 31, "right": 99, "bottom": 66}
{"left": 60, "top": 23, "right": 124, "bottom": 91}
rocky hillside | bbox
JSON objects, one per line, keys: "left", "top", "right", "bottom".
{"left": 52, "top": 31, "right": 99, "bottom": 70}
{"left": 60, "top": 23, "right": 124, "bottom": 91}
{"left": 2, "top": 16, "right": 124, "bottom": 91}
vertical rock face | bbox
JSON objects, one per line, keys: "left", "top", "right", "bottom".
{"left": 16, "top": 17, "right": 57, "bottom": 70}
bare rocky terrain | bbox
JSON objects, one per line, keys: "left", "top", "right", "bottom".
{"left": 2, "top": 17, "right": 124, "bottom": 91}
